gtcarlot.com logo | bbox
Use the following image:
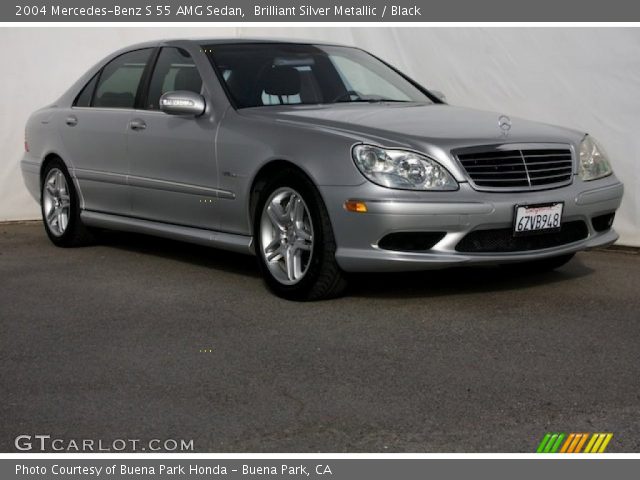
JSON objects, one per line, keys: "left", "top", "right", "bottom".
{"left": 14, "top": 435, "right": 194, "bottom": 452}
{"left": 536, "top": 432, "right": 613, "bottom": 453}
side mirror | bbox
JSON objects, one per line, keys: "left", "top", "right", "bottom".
{"left": 431, "top": 90, "right": 447, "bottom": 102}
{"left": 159, "top": 91, "right": 206, "bottom": 116}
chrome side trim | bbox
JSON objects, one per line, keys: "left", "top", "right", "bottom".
{"left": 74, "top": 168, "right": 127, "bottom": 186}
{"left": 127, "top": 175, "right": 235, "bottom": 199}
{"left": 73, "top": 168, "right": 235, "bottom": 199}
{"left": 81, "top": 210, "right": 254, "bottom": 255}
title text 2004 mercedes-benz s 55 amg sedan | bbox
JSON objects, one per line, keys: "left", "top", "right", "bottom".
{"left": 21, "top": 39, "right": 624, "bottom": 300}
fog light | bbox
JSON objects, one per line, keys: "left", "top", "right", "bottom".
{"left": 344, "top": 200, "right": 368, "bottom": 213}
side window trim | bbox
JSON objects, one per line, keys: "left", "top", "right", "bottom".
{"left": 89, "top": 65, "right": 104, "bottom": 108}
{"left": 72, "top": 72, "right": 99, "bottom": 108}
{"left": 135, "top": 47, "right": 161, "bottom": 110}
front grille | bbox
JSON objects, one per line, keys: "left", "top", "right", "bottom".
{"left": 456, "top": 147, "right": 573, "bottom": 191}
{"left": 456, "top": 220, "right": 589, "bottom": 253}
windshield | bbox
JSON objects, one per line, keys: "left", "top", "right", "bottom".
{"left": 203, "top": 43, "right": 434, "bottom": 108}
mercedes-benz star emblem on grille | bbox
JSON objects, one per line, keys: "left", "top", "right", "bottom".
{"left": 498, "top": 115, "right": 512, "bottom": 134}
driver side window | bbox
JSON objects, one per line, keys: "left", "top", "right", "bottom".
{"left": 145, "top": 47, "right": 203, "bottom": 110}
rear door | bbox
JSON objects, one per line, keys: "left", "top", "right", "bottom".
{"left": 127, "top": 46, "right": 219, "bottom": 230}
{"left": 60, "top": 48, "right": 153, "bottom": 216}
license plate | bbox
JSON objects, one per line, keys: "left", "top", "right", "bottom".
{"left": 514, "top": 203, "right": 563, "bottom": 236}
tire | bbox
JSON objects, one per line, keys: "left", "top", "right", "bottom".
{"left": 41, "top": 159, "right": 95, "bottom": 247}
{"left": 502, "top": 253, "right": 575, "bottom": 273}
{"left": 254, "top": 169, "right": 347, "bottom": 301}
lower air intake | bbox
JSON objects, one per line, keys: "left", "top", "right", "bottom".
{"left": 456, "top": 221, "right": 589, "bottom": 253}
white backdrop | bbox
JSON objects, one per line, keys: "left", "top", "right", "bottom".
{"left": 1, "top": 27, "right": 638, "bottom": 245}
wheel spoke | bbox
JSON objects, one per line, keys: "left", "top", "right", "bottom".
{"left": 283, "top": 193, "right": 295, "bottom": 222}
{"left": 293, "top": 248, "right": 303, "bottom": 279}
{"left": 59, "top": 211, "right": 68, "bottom": 233}
{"left": 46, "top": 184, "right": 56, "bottom": 196}
{"left": 265, "top": 237, "right": 280, "bottom": 253}
{"left": 265, "top": 238, "right": 283, "bottom": 262}
{"left": 46, "top": 207, "right": 57, "bottom": 224}
{"left": 266, "top": 249, "right": 283, "bottom": 262}
{"left": 285, "top": 246, "right": 295, "bottom": 281}
{"left": 59, "top": 194, "right": 70, "bottom": 208}
{"left": 288, "top": 195, "right": 298, "bottom": 223}
{"left": 296, "top": 199, "right": 305, "bottom": 225}
{"left": 266, "top": 204, "right": 286, "bottom": 231}
{"left": 294, "top": 239, "right": 312, "bottom": 251}
{"left": 296, "top": 227, "right": 312, "bottom": 242}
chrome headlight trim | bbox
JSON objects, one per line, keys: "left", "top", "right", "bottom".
{"left": 352, "top": 144, "right": 458, "bottom": 191}
{"left": 579, "top": 135, "right": 613, "bottom": 181}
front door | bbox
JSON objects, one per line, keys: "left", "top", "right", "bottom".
{"left": 127, "top": 46, "right": 219, "bottom": 231}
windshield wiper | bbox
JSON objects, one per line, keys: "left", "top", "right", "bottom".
{"left": 339, "top": 98, "right": 411, "bottom": 104}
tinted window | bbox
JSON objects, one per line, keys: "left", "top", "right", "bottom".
{"left": 203, "top": 43, "right": 432, "bottom": 108}
{"left": 94, "top": 49, "right": 152, "bottom": 109}
{"left": 74, "top": 73, "right": 99, "bottom": 107}
{"left": 146, "top": 47, "right": 202, "bottom": 110}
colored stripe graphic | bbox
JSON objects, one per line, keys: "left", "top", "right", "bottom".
{"left": 536, "top": 433, "right": 552, "bottom": 453}
{"left": 573, "top": 433, "right": 589, "bottom": 453}
{"left": 559, "top": 433, "right": 575, "bottom": 453}
{"left": 550, "top": 433, "right": 565, "bottom": 453}
{"left": 536, "top": 433, "right": 565, "bottom": 453}
{"left": 597, "top": 433, "right": 613, "bottom": 453}
{"left": 537, "top": 433, "right": 612, "bottom": 453}
{"left": 585, "top": 433, "right": 614, "bottom": 453}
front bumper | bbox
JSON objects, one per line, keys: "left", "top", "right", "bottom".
{"left": 320, "top": 176, "right": 624, "bottom": 272}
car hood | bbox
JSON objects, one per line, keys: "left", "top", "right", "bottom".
{"left": 240, "top": 103, "right": 584, "bottom": 149}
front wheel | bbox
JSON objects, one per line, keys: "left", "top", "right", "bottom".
{"left": 255, "top": 170, "right": 347, "bottom": 301}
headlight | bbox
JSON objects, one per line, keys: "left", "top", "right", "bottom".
{"left": 352, "top": 145, "right": 458, "bottom": 191}
{"left": 579, "top": 135, "right": 612, "bottom": 181}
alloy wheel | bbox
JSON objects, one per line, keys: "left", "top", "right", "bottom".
{"left": 259, "top": 187, "right": 314, "bottom": 285}
{"left": 43, "top": 168, "right": 71, "bottom": 236}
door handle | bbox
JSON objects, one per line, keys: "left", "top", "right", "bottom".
{"left": 129, "top": 119, "right": 147, "bottom": 131}
{"left": 65, "top": 116, "right": 78, "bottom": 127}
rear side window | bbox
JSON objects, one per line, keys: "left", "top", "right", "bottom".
{"left": 145, "top": 47, "right": 202, "bottom": 110}
{"left": 74, "top": 73, "right": 99, "bottom": 107}
{"left": 93, "top": 49, "right": 152, "bottom": 109}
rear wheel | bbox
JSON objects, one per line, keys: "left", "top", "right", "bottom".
{"left": 41, "top": 159, "right": 94, "bottom": 247}
{"left": 502, "top": 253, "right": 575, "bottom": 273}
{"left": 254, "top": 170, "right": 347, "bottom": 301}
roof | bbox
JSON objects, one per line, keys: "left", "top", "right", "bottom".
{"left": 117, "top": 37, "right": 351, "bottom": 51}
{"left": 187, "top": 37, "right": 350, "bottom": 47}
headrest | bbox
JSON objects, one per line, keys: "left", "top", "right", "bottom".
{"left": 174, "top": 67, "right": 202, "bottom": 93}
{"left": 261, "top": 66, "right": 301, "bottom": 96}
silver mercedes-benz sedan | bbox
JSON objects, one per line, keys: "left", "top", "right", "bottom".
{"left": 21, "top": 38, "right": 624, "bottom": 300}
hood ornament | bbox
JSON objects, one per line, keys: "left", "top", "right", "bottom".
{"left": 498, "top": 115, "right": 512, "bottom": 136}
